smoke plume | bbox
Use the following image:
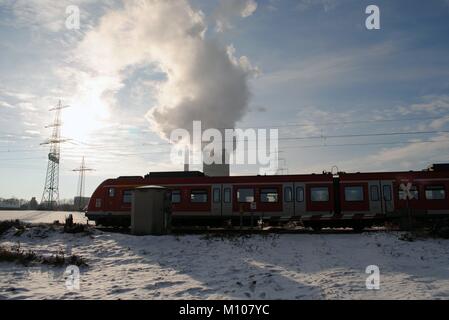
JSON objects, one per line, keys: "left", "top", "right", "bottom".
{"left": 76, "top": 0, "right": 257, "bottom": 141}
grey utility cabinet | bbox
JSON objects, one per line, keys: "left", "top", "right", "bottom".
{"left": 131, "top": 185, "right": 171, "bottom": 235}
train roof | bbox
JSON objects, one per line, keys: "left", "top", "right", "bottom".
{"left": 100, "top": 164, "right": 449, "bottom": 187}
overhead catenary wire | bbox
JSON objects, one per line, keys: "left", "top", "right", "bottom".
{"left": 1, "top": 114, "right": 449, "bottom": 164}
{"left": 1, "top": 128, "right": 449, "bottom": 153}
{"left": 1, "top": 138, "right": 449, "bottom": 160}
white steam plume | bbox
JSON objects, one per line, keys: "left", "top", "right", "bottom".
{"left": 75, "top": 0, "right": 257, "bottom": 141}
{"left": 214, "top": 0, "right": 258, "bottom": 32}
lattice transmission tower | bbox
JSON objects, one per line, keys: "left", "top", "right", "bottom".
{"left": 72, "top": 157, "right": 94, "bottom": 211}
{"left": 41, "top": 100, "right": 70, "bottom": 210}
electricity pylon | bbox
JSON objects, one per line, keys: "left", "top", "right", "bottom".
{"left": 41, "top": 100, "right": 70, "bottom": 210}
{"left": 72, "top": 157, "right": 94, "bottom": 211}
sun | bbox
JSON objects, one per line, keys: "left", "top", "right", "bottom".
{"left": 61, "top": 91, "right": 110, "bottom": 143}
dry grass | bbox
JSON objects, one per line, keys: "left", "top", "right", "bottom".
{"left": 0, "top": 243, "right": 87, "bottom": 267}
{"left": 0, "top": 220, "right": 27, "bottom": 236}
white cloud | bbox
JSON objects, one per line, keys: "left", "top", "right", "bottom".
{"left": 296, "top": 0, "right": 339, "bottom": 12}
{"left": 214, "top": 0, "right": 257, "bottom": 32}
{"left": 258, "top": 42, "right": 396, "bottom": 90}
{"left": 226, "top": 44, "right": 260, "bottom": 76}
{"left": 1, "top": 0, "right": 72, "bottom": 32}
{"left": 398, "top": 95, "right": 449, "bottom": 115}
{"left": 1, "top": 90, "right": 36, "bottom": 101}
{"left": 17, "top": 102, "right": 37, "bottom": 111}
{"left": 291, "top": 106, "right": 354, "bottom": 136}
{"left": 339, "top": 134, "right": 449, "bottom": 172}
{"left": 429, "top": 116, "right": 449, "bottom": 129}
{"left": 0, "top": 101, "right": 14, "bottom": 108}
{"left": 0, "top": 0, "right": 105, "bottom": 32}
{"left": 25, "top": 130, "right": 41, "bottom": 136}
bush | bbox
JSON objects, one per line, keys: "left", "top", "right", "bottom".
{"left": 0, "top": 243, "right": 87, "bottom": 267}
{"left": 0, "top": 220, "right": 26, "bottom": 236}
{"left": 399, "top": 232, "right": 415, "bottom": 242}
{"left": 431, "top": 218, "right": 449, "bottom": 239}
{"left": 0, "top": 243, "right": 37, "bottom": 265}
{"left": 63, "top": 223, "right": 91, "bottom": 234}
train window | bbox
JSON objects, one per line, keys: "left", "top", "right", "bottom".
{"left": 383, "top": 185, "right": 392, "bottom": 201}
{"left": 122, "top": 190, "right": 133, "bottom": 204}
{"left": 171, "top": 190, "right": 181, "bottom": 203}
{"left": 344, "top": 186, "right": 364, "bottom": 202}
{"left": 95, "top": 198, "right": 102, "bottom": 208}
{"left": 370, "top": 185, "right": 379, "bottom": 201}
{"left": 237, "top": 188, "right": 254, "bottom": 203}
{"left": 296, "top": 187, "right": 304, "bottom": 202}
{"left": 190, "top": 190, "right": 208, "bottom": 203}
{"left": 310, "top": 187, "right": 329, "bottom": 202}
{"left": 224, "top": 188, "right": 231, "bottom": 203}
{"left": 425, "top": 186, "right": 445, "bottom": 200}
{"left": 284, "top": 187, "right": 293, "bottom": 202}
{"left": 261, "top": 188, "right": 279, "bottom": 203}
{"left": 108, "top": 188, "right": 115, "bottom": 197}
{"left": 213, "top": 188, "right": 221, "bottom": 203}
{"left": 398, "top": 185, "right": 419, "bottom": 200}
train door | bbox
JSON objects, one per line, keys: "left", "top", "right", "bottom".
{"left": 368, "top": 181, "right": 382, "bottom": 214}
{"left": 211, "top": 184, "right": 222, "bottom": 216}
{"left": 380, "top": 180, "right": 394, "bottom": 214}
{"left": 283, "top": 183, "right": 294, "bottom": 217}
{"left": 222, "top": 184, "right": 233, "bottom": 217}
{"left": 294, "top": 183, "right": 306, "bottom": 216}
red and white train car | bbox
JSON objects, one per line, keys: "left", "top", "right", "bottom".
{"left": 86, "top": 165, "right": 449, "bottom": 230}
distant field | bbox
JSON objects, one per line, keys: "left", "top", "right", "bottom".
{"left": 0, "top": 211, "right": 88, "bottom": 224}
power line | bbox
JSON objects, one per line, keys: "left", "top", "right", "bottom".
{"left": 2, "top": 138, "right": 449, "bottom": 161}
{"left": 233, "top": 115, "right": 448, "bottom": 130}
{"left": 0, "top": 114, "right": 447, "bottom": 140}
{"left": 278, "top": 130, "right": 449, "bottom": 141}
{"left": 2, "top": 128, "right": 441, "bottom": 153}
{"left": 2, "top": 128, "right": 448, "bottom": 153}
{"left": 0, "top": 157, "right": 47, "bottom": 161}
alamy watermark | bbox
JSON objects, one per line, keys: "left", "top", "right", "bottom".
{"left": 65, "top": 265, "right": 80, "bottom": 291}
{"left": 365, "top": 5, "right": 380, "bottom": 30}
{"left": 65, "top": 5, "right": 80, "bottom": 30}
{"left": 169, "top": 121, "right": 279, "bottom": 174}
{"left": 365, "top": 265, "right": 380, "bottom": 290}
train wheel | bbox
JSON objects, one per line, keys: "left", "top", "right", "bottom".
{"left": 311, "top": 225, "right": 322, "bottom": 232}
{"left": 352, "top": 224, "right": 365, "bottom": 233}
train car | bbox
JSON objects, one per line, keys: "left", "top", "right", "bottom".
{"left": 86, "top": 171, "right": 335, "bottom": 229}
{"left": 85, "top": 165, "right": 449, "bottom": 230}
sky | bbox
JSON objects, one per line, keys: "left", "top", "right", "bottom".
{"left": 1, "top": 0, "right": 449, "bottom": 200}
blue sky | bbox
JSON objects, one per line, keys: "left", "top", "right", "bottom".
{"left": 1, "top": 0, "right": 449, "bottom": 200}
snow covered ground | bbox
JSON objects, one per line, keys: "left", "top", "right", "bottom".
{"left": 0, "top": 210, "right": 88, "bottom": 224}
{"left": 1, "top": 212, "right": 449, "bottom": 300}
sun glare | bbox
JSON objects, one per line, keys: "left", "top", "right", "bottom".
{"left": 61, "top": 92, "right": 110, "bottom": 142}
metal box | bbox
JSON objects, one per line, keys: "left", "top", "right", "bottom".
{"left": 131, "top": 185, "right": 171, "bottom": 235}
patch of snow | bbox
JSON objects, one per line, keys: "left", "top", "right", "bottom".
{"left": 1, "top": 225, "right": 449, "bottom": 299}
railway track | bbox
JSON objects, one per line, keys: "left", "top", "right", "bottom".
{"left": 96, "top": 226, "right": 389, "bottom": 235}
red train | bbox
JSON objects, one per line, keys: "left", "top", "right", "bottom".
{"left": 86, "top": 164, "right": 449, "bottom": 230}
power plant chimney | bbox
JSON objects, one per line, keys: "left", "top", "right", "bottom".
{"left": 202, "top": 133, "right": 230, "bottom": 177}
{"left": 184, "top": 146, "right": 189, "bottom": 172}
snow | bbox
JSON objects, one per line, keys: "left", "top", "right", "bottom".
{"left": 0, "top": 210, "right": 88, "bottom": 224}
{"left": 1, "top": 212, "right": 449, "bottom": 299}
